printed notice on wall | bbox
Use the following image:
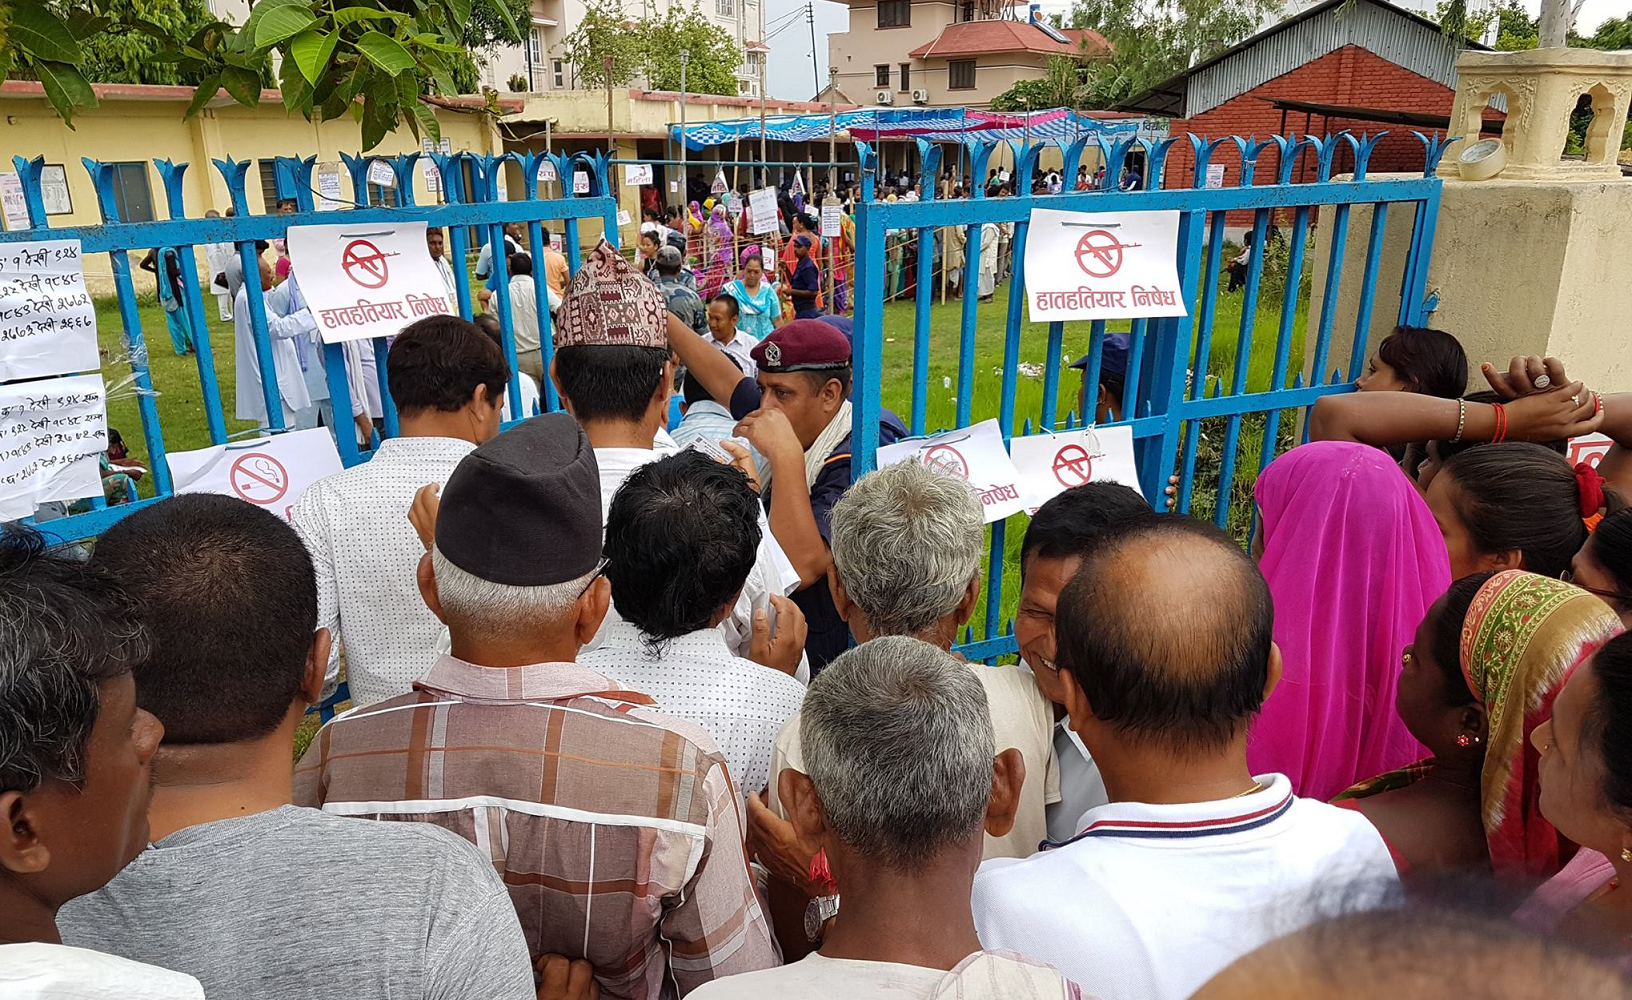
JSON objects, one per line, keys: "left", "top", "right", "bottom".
{"left": 287, "top": 222, "right": 452, "bottom": 344}
{"left": 0, "top": 373, "right": 107, "bottom": 520}
{"left": 1024, "top": 208, "right": 1186, "bottom": 323}
{"left": 749, "top": 187, "right": 779, "bottom": 235}
{"left": 0, "top": 239, "right": 99, "bottom": 381}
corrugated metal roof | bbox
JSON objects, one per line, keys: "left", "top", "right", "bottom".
{"left": 1185, "top": 0, "right": 1469, "bottom": 116}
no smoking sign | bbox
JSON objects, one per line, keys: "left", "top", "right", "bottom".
{"left": 923, "top": 443, "right": 969, "bottom": 480}
{"left": 229, "top": 452, "right": 289, "bottom": 505}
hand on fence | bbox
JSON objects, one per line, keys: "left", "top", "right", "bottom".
{"left": 749, "top": 594, "right": 807, "bottom": 676}
{"left": 1480, "top": 356, "right": 1569, "bottom": 399}
{"left": 535, "top": 955, "right": 599, "bottom": 1000}
{"left": 1506, "top": 380, "right": 1603, "bottom": 442}
{"left": 408, "top": 484, "right": 440, "bottom": 553}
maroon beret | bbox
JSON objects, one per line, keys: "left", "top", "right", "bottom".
{"left": 751, "top": 318, "right": 851, "bottom": 374}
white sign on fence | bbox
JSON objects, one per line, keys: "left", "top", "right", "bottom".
{"left": 0, "top": 174, "right": 29, "bottom": 231}
{"left": 711, "top": 170, "right": 729, "bottom": 195}
{"left": 0, "top": 239, "right": 98, "bottom": 381}
{"left": 876, "top": 419, "right": 1031, "bottom": 524}
{"left": 40, "top": 165, "right": 72, "bottom": 216}
{"left": 821, "top": 202, "right": 842, "bottom": 240}
{"left": 1024, "top": 207, "right": 1187, "bottom": 323}
{"left": 616, "top": 209, "right": 632, "bottom": 226}
{"left": 573, "top": 172, "right": 590, "bottom": 195}
{"left": 316, "top": 169, "right": 344, "bottom": 211}
{"left": 537, "top": 159, "right": 558, "bottom": 183}
{"left": 1009, "top": 424, "right": 1142, "bottom": 515}
{"left": 624, "top": 163, "right": 654, "bottom": 186}
{"left": 287, "top": 221, "right": 452, "bottom": 344}
{"left": 0, "top": 373, "right": 107, "bottom": 520}
{"left": 749, "top": 187, "right": 779, "bottom": 235}
{"left": 367, "top": 160, "right": 396, "bottom": 188}
{"left": 1206, "top": 163, "right": 1226, "bottom": 189}
{"left": 167, "top": 427, "right": 343, "bottom": 523}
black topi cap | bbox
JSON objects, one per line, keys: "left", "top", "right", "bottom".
{"left": 435, "top": 412, "right": 603, "bottom": 587}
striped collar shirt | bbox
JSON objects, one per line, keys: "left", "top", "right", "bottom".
{"left": 292, "top": 655, "right": 779, "bottom": 1000}
{"left": 580, "top": 620, "right": 805, "bottom": 796}
{"left": 970, "top": 774, "right": 1397, "bottom": 1000}
{"left": 291, "top": 436, "right": 477, "bottom": 708}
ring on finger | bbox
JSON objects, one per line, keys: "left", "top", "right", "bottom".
{"left": 1533, "top": 374, "right": 1552, "bottom": 389}
{"left": 1572, "top": 394, "right": 1580, "bottom": 407}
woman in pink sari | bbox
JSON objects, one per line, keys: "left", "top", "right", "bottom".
{"left": 1249, "top": 440, "right": 1450, "bottom": 800}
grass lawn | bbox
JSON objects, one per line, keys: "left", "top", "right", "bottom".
{"left": 97, "top": 261, "right": 1310, "bottom": 663}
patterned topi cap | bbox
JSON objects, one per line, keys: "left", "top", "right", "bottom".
{"left": 553, "top": 239, "right": 667, "bottom": 349}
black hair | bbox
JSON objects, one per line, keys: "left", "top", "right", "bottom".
{"left": 657, "top": 255, "right": 681, "bottom": 276}
{"left": 642, "top": 207, "right": 660, "bottom": 221}
{"left": 107, "top": 428, "right": 124, "bottom": 447}
{"left": 508, "top": 252, "right": 533, "bottom": 278}
{"left": 603, "top": 450, "right": 761, "bottom": 646}
{"left": 91, "top": 494, "right": 315, "bottom": 744}
{"left": 1021, "top": 482, "right": 1155, "bottom": 569}
{"left": 386, "top": 314, "right": 510, "bottom": 414}
{"left": 0, "top": 527, "right": 148, "bottom": 793}
{"left": 1442, "top": 443, "right": 1599, "bottom": 579}
{"left": 1426, "top": 571, "right": 1496, "bottom": 707}
{"left": 710, "top": 293, "right": 739, "bottom": 319}
{"left": 276, "top": 197, "right": 298, "bottom": 211}
{"left": 639, "top": 230, "right": 661, "bottom": 246}
{"left": 1585, "top": 631, "right": 1632, "bottom": 817}
{"left": 683, "top": 351, "right": 742, "bottom": 407}
{"left": 1057, "top": 516, "right": 1273, "bottom": 753}
{"left": 1586, "top": 509, "right": 1632, "bottom": 609}
{"left": 554, "top": 344, "right": 670, "bottom": 423}
{"left": 1377, "top": 326, "right": 1469, "bottom": 399}
{"left": 799, "top": 366, "right": 852, "bottom": 398}
{"left": 472, "top": 312, "right": 501, "bottom": 337}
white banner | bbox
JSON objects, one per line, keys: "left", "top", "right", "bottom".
{"left": 876, "top": 419, "right": 1030, "bottom": 524}
{"left": 0, "top": 174, "right": 29, "bottom": 232}
{"left": 749, "top": 187, "right": 778, "bottom": 236}
{"left": 1009, "top": 424, "right": 1142, "bottom": 515}
{"left": 1024, "top": 208, "right": 1186, "bottom": 323}
{"left": 0, "top": 373, "right": 106, "bottom": 520}
{"left": 167, "top": 427, "right": 342, "bottom": 523}
{"left": 286, "top": 221, "right": 452, "bottom": 344}
{"left": 0, "top": 239, "right": 98, "bottom": 381}
{"left": 624, "top": 163, "right": 653, "bottom": 186}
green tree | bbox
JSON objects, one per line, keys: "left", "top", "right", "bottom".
{"left": 45, "top": 0, "right": 213, "bottom": 86}
{"left": 559, "top": 0, "right": 645, "bottom": 88}
{"left": 1580, "top": 13, "right": 1632, "bottom": 50}
{"left": 640, "top": 4, "right": 742, "bottom": 95}
{"left": 989, "top": 55, "right": 1085, "bottom": 112}
{"left": 0, "top": 0, "right": 518, "bottom": 148}
{"left": 1062, "top": 0, "right": 1277, "bottom": 109}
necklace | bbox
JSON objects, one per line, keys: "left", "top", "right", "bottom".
{"left": 1426, "top": 772, "right": 1481, "bottom": 794}
{"left": 1231, "top": 781, "right": 1265, "bottom": 799}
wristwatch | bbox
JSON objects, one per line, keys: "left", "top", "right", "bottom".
{"left": 804, "top": 894, "right": 840, "bottom": 943}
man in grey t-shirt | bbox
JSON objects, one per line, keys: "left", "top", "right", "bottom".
{"left": 57, "top": 494, "right": 535, "bottom": 1000}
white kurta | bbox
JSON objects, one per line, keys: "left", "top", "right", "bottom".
{"left": 234, "top": 282, "right": 315, "bottom": 427}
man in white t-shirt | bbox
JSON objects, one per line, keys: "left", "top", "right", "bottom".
{"left": 0, "top": 532, "right": 200, "bottom": 998}
{"left": 971, "top": 517, "right": 1399, "bottom": 1000}
{"left": 759, "top": 461, "right": 1058, "bottom": 878}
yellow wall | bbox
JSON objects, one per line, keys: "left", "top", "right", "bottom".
{"left": 0, "top": 91, "right": 504, "bottom": 288}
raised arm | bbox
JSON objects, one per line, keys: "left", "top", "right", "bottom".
{"left": 1478, "top": 356, "right": 1632, "bottom": 495}
{"left": 1308, "top": 381, "right": 1601, "bottom": 448}
{"left": 666, "top": 312, "right": 749, "bottom": 408}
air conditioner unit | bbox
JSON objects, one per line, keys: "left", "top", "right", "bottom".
{"left": 911, "top": 88, "right": 929, "bottom": 104}
{"left": 876, "top": 89, "right": 895, "bottom": 105}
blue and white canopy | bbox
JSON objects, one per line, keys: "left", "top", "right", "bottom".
{"left": 670, "top": 107, "right": 1141, "bottom": 151}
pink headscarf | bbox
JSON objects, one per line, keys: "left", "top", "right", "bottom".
{"left": 1248, "top": 441, "right": 1450, "bottom": 801}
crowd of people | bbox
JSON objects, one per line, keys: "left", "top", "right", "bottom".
{"left": 8, "top": 225, "right": 1632, "bottom": 1000}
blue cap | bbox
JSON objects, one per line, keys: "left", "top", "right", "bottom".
{"left": 1068, "top": 332, "right": 1130, "bottom": 378}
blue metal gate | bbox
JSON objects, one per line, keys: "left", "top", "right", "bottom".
{"left": 846, "top": 130, "right": 1454, "bottom": 661}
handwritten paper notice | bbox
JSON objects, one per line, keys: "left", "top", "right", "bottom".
{"left": 749, "top": 187, "right": 779, "bottom": 235}
{"left": 0, "top": 373, "right": 107, "bottom": 520}
{"left": 0, "top": 239, "right": 99, "bottom": 381}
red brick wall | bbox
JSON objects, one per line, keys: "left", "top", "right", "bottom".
{"left": 1160, "top": 45, "right": 1456, "bottom": 225}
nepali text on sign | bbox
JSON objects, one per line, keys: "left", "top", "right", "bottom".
{"left": 0, "top": 373, "right": 107, "bottom": 520}
{"left": 1024, "top": 208, "right": 1187, "bottom": 323}
{"left": 287, "top": 222, "right": 452, "bottom": 345}
{"left": 0, "top": 239, "right": 99, "bottom": 381}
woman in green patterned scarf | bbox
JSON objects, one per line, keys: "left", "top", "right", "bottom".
{"left": 1335, "top": 570, "right": 1623, "bottom": 879}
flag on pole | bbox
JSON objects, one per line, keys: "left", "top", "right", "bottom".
{"left": 790, "top": 169, "right": 806, "bottom": 196}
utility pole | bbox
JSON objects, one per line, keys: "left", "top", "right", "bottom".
{"left": 1537, "top": 0, "right": 1570, "bottom": 47}
{"left": 605, "top": 56, "right": 615, "bottom": 155}
{"left": 759, "top": 59, "right": 769, "bottom": 188}
{"left": 679, "top": 49, "right": 690, "bottom": 203}
{"left": 806, "top": 2, "right": 819, "bottom": 99}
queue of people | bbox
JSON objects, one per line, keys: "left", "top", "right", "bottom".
{"left": 9, "top": 232, "right": 1632, "bottom": 1000}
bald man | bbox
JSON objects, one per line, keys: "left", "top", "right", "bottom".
{"left": 971, "top": 516, "right": 1398, "bottom": 1000}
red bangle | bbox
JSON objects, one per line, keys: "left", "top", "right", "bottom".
{"left": 1491, "top": 402, "right": 1507, "bottom": 443}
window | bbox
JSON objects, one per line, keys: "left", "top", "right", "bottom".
{"left": 899, "top": 62, "right": 910, "bottom": 91}
{"left": 948, "top": 59, "right": 976, "bottom": 90}
{"left": 958, "top": 0, "right": 974, "bottom": 21}
{"left": 553, "top": 59, "right": 565, "bottom": 89}
{"left": 256, "top": 160, "right": 281, "bottom": 214}
{"left": 527, "top": 27, "right": 542, "bottom": 63}
{"left": 108, "top": 162, "right": 154, "bottom": 223}
{"left": 716, "top": 0, "right": 736, "bottom": 16}
{"left": 875, "top": 64, "right": 890, "bottom": 87}
{"left": 877, "top": 0, "right": 910, "bottom": 27}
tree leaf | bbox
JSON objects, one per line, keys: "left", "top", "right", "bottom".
{"left": 33, "top": 59, "right": 97, "bottom": 124}
{"left": 334, "top": 54, "right": 372, "bottom": 102}
{"left": 447, "top": 0, "right": 473, "bottom": 28}
{"left": 479, "top": 0, "right": 520, "bottom": 41}
{"left": 411, "top": 32, "right": 465, "bottom": 52}
{"left": 222, "top": 64, "right": 263, "bottom": 106}
{"left": 255, "top": 5, "right": 317, "bottom": 48}
{"left": 353, "top": 31, "right": 416, "bottom": 75}
{"left": 330, "top": 6, "right": 407, "bottom": 26}
{"left": 241, "top": 0, "right": 308, "bottom": 39}
{"left": 185, "top": 73, "right": 222, "bottom": 119}
{"left": 410, "top": 100, "right": 441, "bottom": 144}
{"left": 64, "top": 10, "right": 111, "bottom": 41}
{"left": 290, "top": 28, "right": 339, "bottom": 83}
{"left": 360, "top": 92, "right": 391, "bottom": 150}
{"left": 279, "top": 47, "right": 313, "bottom": 111}
{"left": 11, "top": 6, "right": 85, "bottom": 64}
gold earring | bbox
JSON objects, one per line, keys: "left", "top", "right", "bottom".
{"left": 1621, "top": 848, "right": 1632, "bottom": 864}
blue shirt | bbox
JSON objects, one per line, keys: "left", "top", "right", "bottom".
{"left": 672, "top": 401, "right": 770, "bottom": 482}
{"left": 789, "top": 256, "right": 822, "bottom": 320}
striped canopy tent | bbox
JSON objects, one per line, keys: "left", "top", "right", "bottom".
{"left": 670, "top": 107, "right": 1139, "bottom": 151}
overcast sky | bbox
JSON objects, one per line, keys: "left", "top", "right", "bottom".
{"left": 761, "top": 0, "right": 1628, "bottom": 101}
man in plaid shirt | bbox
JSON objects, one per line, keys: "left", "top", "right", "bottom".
{"left": 295, "top": 412, "right": 777, "bottom": 999}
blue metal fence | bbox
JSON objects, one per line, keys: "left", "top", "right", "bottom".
{"left": 847, "top": 130, "right": 1457, "bottom": 663}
